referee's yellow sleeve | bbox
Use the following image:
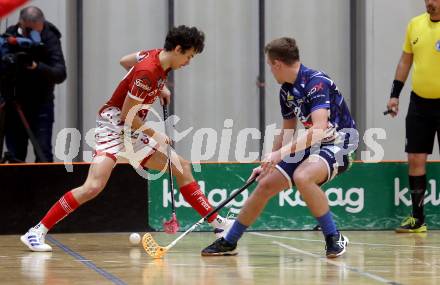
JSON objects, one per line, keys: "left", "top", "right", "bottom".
{"left": 403, "top": 22, "right": 413, "bottom": 53}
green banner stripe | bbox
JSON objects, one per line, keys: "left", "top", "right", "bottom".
{"left": 148, "top": 163, "right": 440, "bottom": 231}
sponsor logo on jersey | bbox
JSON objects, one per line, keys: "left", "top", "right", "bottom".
{"left": 436, "top": 40, "right": 440, "bottom": 52}
{"left": 285, "top": 88, "right": 304, "bottom": 106}
{"left": 137, "top": 51, "right": 150, "bottom": 61}
{"left": 293, "top": 107, "right": 309, "bottom": 123}
{"left": 282, "top": 88, "right": 295, "bottom": 107}
{"left": 146, "top": 90, "right": 158, "bottom": 97}
{"left": 307, "top": 82, "right": 324, "bottom": 96}
{"left": 135, "top": 78, "right": 152, "bottom": 91}
{"left": 412, "top": 37, "right": 419, "bottom": 45}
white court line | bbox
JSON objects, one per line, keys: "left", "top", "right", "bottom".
{"left": 250, "top": 232, "right": 440, "bottom": 249}
{"left": 273, "top": 241, "right": 401, "bottom": 285}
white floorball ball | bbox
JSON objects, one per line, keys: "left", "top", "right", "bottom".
{"left": 129, "top": 233, "right": 141, "bottom": 245}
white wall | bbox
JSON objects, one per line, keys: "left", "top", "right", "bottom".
{"left": 265, "top": 0, "right": 351, "bottom": 131}
{"left": 364, "top": 0, "right": 434, "bottom": 160}
{"left": 173, "top": 0, "right": 259, "bottom": 161}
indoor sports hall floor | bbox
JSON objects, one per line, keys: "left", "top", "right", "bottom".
{"left": 1, "top": 231, "right": 439, "bottom": 285}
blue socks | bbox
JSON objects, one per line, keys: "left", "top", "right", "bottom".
{"left": 317, "top": 211, "right": 338, "bottom": 237}
{"left": 225, "top": 213, "right": 336, "bottom": 243}
{"left": 225, "top": 220, "right": 248, "bottom": 244}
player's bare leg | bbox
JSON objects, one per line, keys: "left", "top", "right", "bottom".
{"left": 21, "top": 155, "right": 116, "bottom": 252}
{"left": 292, "top": 158, "right": 329, "bottom": 217}
{"left": 396, "top": 153, "right": 428, "bottom": 233}
{"left": 293, "top": 157, "right": 349, "bottom": 257}
{"left": 231, "top": 158, "right": 329, "bottom": 227}
{"left": 235, "top": 170, "right": 289, "bottom": 226}
{"left": 143, "top": 147, "right": 195, "bottom": 187}
{"left": 408, "top": 153, "right": 427, "bottom": 176}
{"left": 202, "top": 168, "right": 289, "bottom": 256}
{"left": 71, "top": 155, "right": 117, "bottom": 204}
{"left": 143, "top": 149, "right": 232, "bottom": 236}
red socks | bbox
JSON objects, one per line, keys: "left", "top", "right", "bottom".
{"left": 39, "top": 182, "right": 215, "bottom": 230}
{"left": 180, "top": 181, "right": 218, "bottom": 222}
{"left": 41, "top": 191, "right": 80, "bottom": 230}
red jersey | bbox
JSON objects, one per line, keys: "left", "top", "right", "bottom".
{"left": 102, "top": 49, "right": 169, "bottom": 120}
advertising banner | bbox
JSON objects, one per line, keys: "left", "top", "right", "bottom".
{"left": 148, "top": 163, "right": 439, "bottom": 231}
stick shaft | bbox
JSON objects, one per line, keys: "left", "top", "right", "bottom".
{"left": 163, "top": 105, "right": 176, "bottom": 213}
{"left": 205, "top": 176, "right": 257, "bottom": 221}
{"left": 167, "top": 217, "right": 204, "bottom": 249}
{"left": 165, "top": 176, "right": 257, "bottom": 250}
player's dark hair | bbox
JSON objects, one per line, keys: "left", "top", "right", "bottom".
{"left": 164, "top": 25, "right": 205, "bottom": 54}
{"left": 19, "top": 6, "right": 45, "bottom": 22}
{"left": 264, "top": 37, "right": 300, "bottom": 65}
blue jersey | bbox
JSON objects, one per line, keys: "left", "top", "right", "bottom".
{"left": 279, "top": 64, "right": 356, "bottom": 134}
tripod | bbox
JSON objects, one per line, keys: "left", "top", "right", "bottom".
{"left": 0, "top": 86, "right": 48, "bottom": 163}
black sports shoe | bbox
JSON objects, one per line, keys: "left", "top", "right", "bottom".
{"left": 201, "top": 237, "right": 238, "bottom": 256}
{"left": 325, "top": 232, "right": 349, "bottom": 258}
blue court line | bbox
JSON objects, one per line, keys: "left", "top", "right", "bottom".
{"left": 46, "top": 235, "right": 127, "bottom": 285}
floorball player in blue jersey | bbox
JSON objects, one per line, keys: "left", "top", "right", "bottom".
{"left": 202, "top": 37, "right": 359, "bottom": 258}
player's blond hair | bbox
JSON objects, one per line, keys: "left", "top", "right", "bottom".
{"left": 265, "top": 37, "right": 300, "bottom": 65}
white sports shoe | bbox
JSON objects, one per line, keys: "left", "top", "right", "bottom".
{"left": 20, "top": 228, "right": 52, "bottom": 252}
{"left": 213, "top": 217, "right": 235, "bottom": 239}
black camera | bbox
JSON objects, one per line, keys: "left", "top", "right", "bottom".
{"left": 0, "top": 30, "right": 44, "bottom": 102}
{"left": 0, "top": 30, "right": 44, "bottom": 79}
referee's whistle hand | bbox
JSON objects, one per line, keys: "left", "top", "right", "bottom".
{"left": 386, "top": 98, "right": 399, "bottom": 117}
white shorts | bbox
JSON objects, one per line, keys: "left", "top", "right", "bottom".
{"left": 94, "top": 106, "right": 158, "bottom": 165}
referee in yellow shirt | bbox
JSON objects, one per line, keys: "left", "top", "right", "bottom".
{"left": 386, "top": 0, "right": 440, "bottom": 233}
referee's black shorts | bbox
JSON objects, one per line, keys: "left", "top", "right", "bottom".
{"left": 406, "top": 91, "right": 440, "bottom": 154}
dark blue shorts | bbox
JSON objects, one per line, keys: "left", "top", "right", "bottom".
{"left": 276, "top": 142, "right": 355, "bottom": 188}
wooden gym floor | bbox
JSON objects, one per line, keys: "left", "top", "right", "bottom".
{"left": 1, "top": 231, "right": 439, "bottom": 285}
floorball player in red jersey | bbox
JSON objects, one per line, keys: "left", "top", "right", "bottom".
{"left": 20, "top": 25, "right": 232, "bottom": 252}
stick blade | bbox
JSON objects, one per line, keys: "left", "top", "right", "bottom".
{"left": 142, "top": 233, "right": 168, "bottom": 259}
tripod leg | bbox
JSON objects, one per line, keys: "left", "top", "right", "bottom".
{"left": 13, "top": 102, "right": 48, "bottom": 162}
{"left": 0, "top": 102, "right": 6, "bottom": 162}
